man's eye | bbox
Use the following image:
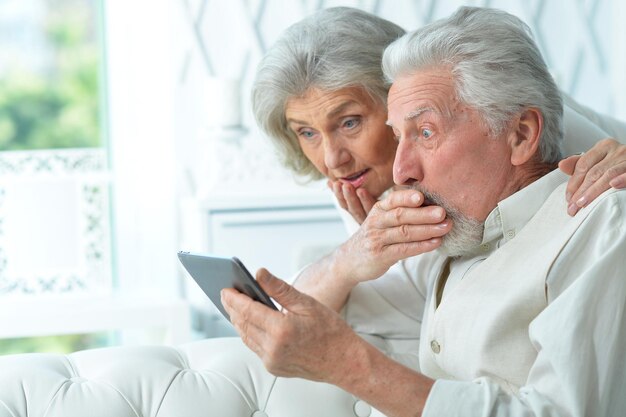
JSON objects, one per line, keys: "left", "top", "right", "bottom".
{"left": 422, "top": 128, "right": 433, "bottom": 139}
{"left": 343, "top": 118, "right": 360, "bottom": 129}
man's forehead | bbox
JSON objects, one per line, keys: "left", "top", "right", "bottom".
{"left": 386, "top": 107, "right": 437, "bottom": 127}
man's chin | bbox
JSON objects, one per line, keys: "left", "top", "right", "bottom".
{"left": 437, "top": 220, "right": 485, "bottom": 258}
{"left": 411, "top": 185, "right": 485, "bottom": 256}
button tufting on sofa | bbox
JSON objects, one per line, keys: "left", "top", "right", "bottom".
{"left": 0, "top": 337, "right": 387, "bottom": 417}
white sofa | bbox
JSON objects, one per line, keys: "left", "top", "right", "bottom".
{"left": 0, "top": 337, "right": 383, "bottom": 417}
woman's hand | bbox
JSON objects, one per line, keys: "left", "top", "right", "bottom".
{"left": 559, "top": 138, "right": 626, "bottom": 215}
{"left": 328, "top": 180, "right": 377, "bottom": 224}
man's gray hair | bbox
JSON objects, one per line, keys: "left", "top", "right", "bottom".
{"left": 252, "top": 7, "right": 405, "bottom": 179}
{"left": 382, "top": 6, "right": 563, "bottom": 163}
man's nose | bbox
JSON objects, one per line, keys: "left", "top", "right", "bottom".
{"left": 323, "top": 137, "right": 351, "bottom": 169}
{"left": 393, "top": 138, "right": 422, "bottom": 186}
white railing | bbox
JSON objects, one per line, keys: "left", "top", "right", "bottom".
{"left": 0, "top": 148, "right": 112, "bottom": 296}
{"left": 0, "top": 148, "right": 192, "bottom": 345}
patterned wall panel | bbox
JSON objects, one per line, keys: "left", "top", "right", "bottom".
{"left": 174, "top": 0, "right": 622, "bottom": 198}
{"left": 0, "top": 149, "right": 112, "bottom": 296}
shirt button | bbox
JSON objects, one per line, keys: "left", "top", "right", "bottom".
{"left": 430, "top": 339, "right": 441, "bottom": 354}
{"left": 481, "top": 243, "right": 490, "bottom": 252}
{"left": 506, "top": 230, "right": 515, "bottom": 239}
{"left": 353, "top": 400, "right": 372, "bottom": 417}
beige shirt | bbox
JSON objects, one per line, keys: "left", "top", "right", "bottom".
{"left": 420, "top": 171, "right": 569, "bottom": 388}
{"left": 420, "top": 170, "right": 626, "bottom": 416}
{"left": 342, "top": 102, "right": 626, "bottom": 369}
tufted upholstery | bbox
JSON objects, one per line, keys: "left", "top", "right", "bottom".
{"left": 0, "top": 337, "right": 384, "bottom": 417}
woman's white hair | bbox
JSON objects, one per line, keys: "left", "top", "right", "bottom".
{"left": 252, "top": 7, "right": 405, "bottom": 180}
{"left": 382, "top": 6, "right": 563, "bottom": 163}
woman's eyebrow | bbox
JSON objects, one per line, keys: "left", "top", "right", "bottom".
{"left": 286, "top": 117, "right": 308, "bottom": 125}
{"left": 326, "top": 100, "right": 360, "bottom": 120}
{"left": 286, "top": 100, "right": 360, "bottom": 126}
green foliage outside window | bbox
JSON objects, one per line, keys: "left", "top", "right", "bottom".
{"left": 0, "top": 333, "right": 111, "bottom": 356}
{"left": 0, "top": 0, "right": 101, "bottom": 151}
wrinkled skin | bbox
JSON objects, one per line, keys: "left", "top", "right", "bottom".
{"left": 558, "top": 138, "right": 626, "bottom": 215}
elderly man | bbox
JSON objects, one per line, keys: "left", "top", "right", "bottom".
{"left": 222, "top": 6, "right": 626, "bottom": 417}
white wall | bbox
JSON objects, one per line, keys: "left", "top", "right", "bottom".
{"left": 173, "top": 0, "right": 625, "bottom": 206}
{"left": 105, "top": 0, "right": 626, "bottom": 306}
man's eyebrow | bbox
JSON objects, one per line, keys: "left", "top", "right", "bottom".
{"left": 406, "top": 107, "right": 436, "bottom": 121}
{"left": 386, "top": 107, "right": 435, "bottom": 127}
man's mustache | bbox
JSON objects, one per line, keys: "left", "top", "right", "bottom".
{"left": 407, "top": 184, "right": 450, "bottom": 211}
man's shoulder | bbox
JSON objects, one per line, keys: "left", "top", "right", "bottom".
{"left": 539, "top": 182, "right": 625, "bottom": 227}
{"left": 509, "top": 183, "right": 625, "bottom": 263}
{"left": 543, "top": 186, "right": 626, "bottom": 301}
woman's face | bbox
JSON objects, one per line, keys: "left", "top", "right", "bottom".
{"left": 285, "top": 86, "right": 397, "bottom": 199}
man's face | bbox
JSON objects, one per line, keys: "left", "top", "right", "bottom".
{"left": 387, "top": 68, "right": 515, "bottom": 227}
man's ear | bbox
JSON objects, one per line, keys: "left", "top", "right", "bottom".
{"left": 509, "top": 108, "right": 542, "bottom": 166}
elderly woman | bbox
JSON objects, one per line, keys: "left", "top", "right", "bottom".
{"left": 250, "top": 7, "right": 626, "bottom": 356}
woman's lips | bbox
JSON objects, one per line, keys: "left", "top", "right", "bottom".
{"left": 339, "top": 169, "right": 370, "bottom": 188}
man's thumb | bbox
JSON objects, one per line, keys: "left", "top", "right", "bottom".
{"left": 256, "top": 268, "right": 306, "bottom": 310}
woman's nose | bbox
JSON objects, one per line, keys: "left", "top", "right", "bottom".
{"left": 323, "top": 138, "right": 351, "bottom": 169}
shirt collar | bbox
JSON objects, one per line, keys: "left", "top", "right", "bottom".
{"left": 482, "top": 169, "right": 569, "bottom": 245}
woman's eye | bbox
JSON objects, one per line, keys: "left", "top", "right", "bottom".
{"left": 299, "top": 130, "right": 316, "bottom": 139}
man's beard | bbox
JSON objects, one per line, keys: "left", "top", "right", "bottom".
{"left": 416, "top": 186, "right": 485, "bottom": 257}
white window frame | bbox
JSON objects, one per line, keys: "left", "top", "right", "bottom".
{"left": 103, "top": 0, "right": 179, "bottom": 298}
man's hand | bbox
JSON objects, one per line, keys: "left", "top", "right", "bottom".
{"left": 222, "top": 268, "right": 435, "bottom": 417}
{"left": 328, "top": 179, "right": 377, "bottom": 225}
{"left": 559, "top": 138, "right": 626, "bottom": 215}
{"left": 333, "top": 188, "right": 452, "bottom": 284}
{"left": 290, "top": 188, "right": 451, "bottom": 313}
{"left": 222, "top": 268, "right": 364, "bottom": 383}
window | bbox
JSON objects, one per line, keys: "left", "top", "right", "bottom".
{"left": 0, "top": 0, "right": 113, "bottom": 354}
{"left": 0, "top": 0, "right": 190, "bottom": 354}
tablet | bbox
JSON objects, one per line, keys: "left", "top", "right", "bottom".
{"left": 177, "top": 251, "right": 277, "bottom": 321}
